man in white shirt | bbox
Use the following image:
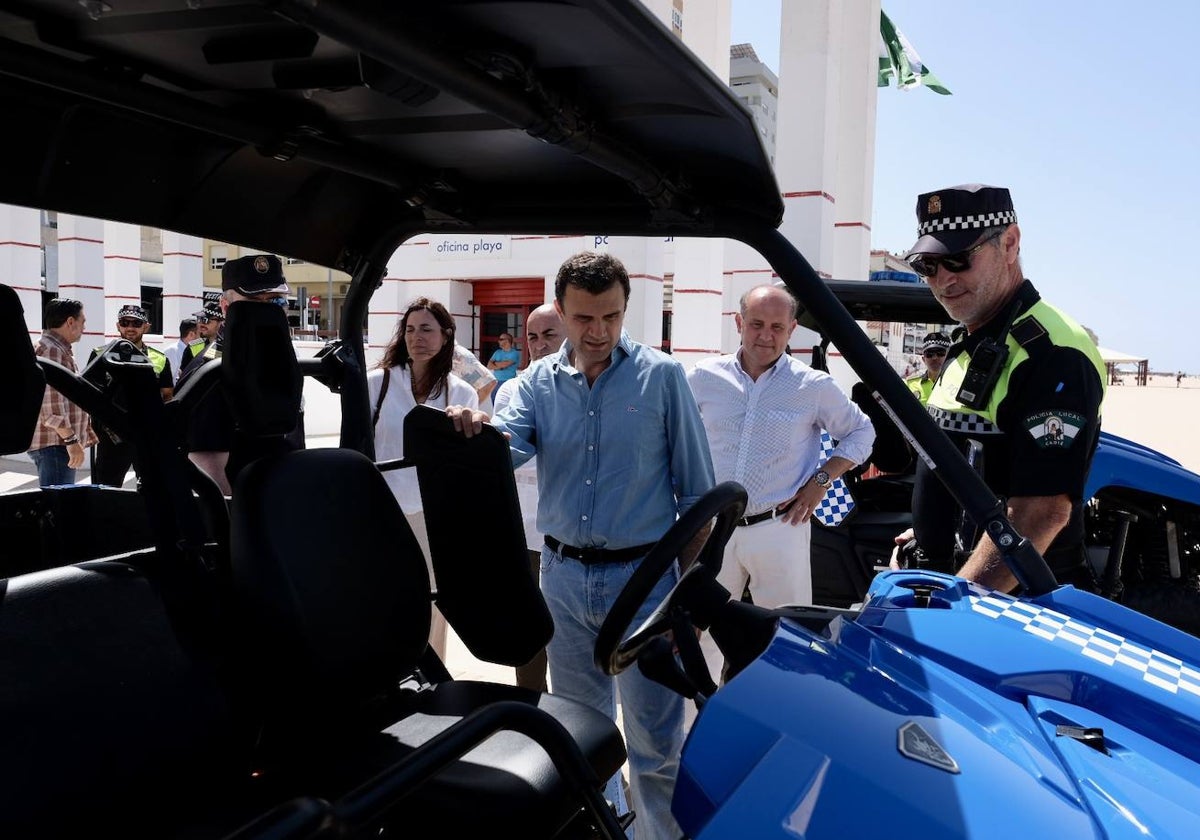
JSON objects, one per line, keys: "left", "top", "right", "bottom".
{"left": 164, "top": 317, "right": 202, "bottom": 384}
{"left": 687, "top": 285, "right": 874, "bottom": 679}
{"left": 492, "top": 302, "right": 564, "bottom": 691}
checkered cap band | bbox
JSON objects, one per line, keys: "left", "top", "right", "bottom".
{"left": 965, "top": 583, "right": 1200, "bottom": 698}
{"left": 814, "top": 431, "right": 855, "bottom": 527}
{"left": 929, "top": 406, "right": 999, "bottom": 435}
{"left": 919, "top": 210, "right": 1017, "bottom": 236}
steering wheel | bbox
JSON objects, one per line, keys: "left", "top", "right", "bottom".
{"left": 594, "top": 481, "right": 747, "bottom": 677}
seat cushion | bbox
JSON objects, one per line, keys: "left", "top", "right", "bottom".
{"left": 261, "top": 681, "right": 627, "bottom": 837}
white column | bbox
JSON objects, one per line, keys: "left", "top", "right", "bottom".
{"left": 831, "top": 0, "right": 881, "bottom": 281}
{"left": 58, "top": 214, "right": 106, "bottom": 357}
{"left": 608, "top": 236, "right": 665, "bottom": 349}
{"left": 670, "top": 0, "right": 730, "bottom": 370}
{"left": 775, "top": 0, "right": 840, "bottom": 278}
{"left": 670, "top": 239, "right": 725, "bottom": 369}
{"left": 100, "top": 221, "right": 141, "bottom": 359}
{"left": 0, "top": 204, "right": 43, "bottom": 340}
{"left": 161, "top": 231, "right": 204, "bottom": 343}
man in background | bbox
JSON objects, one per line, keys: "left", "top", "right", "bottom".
{"left": 88, "top": 304, "right": 174, "bottom": 487}
{"left": 687, "top": 284, "right": 873, "bottom": 682}
{"left": 165, "top": 316, "right": 202, "bottom": 384}
{"left": 27, "top": 298, "right": 96, "bottom": 486}
{"left": 179, "top": 255, "right": 296, "bottom": 494}
{"left": 905, "top": 331, "right": 950, "bottom": 406}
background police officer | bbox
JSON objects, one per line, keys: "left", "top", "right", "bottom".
{"left": 178, "top": 254, "right": 298, "bottom": 495}
{"left": 88, "top": 304, "right": 174, "bottom": 487}
{"left": 896, "top": 184, "right": 1106, "bottom": 593}
{"left": 906, "top": 331, "right": 950, "bottom": 407}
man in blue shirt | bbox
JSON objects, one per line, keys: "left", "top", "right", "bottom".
{"left": 448, "top": 251, "right": 714, "bottom": 840}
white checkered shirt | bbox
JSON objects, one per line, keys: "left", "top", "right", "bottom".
{"left": 687, "top": 352, "right": 874, "bottom": 517}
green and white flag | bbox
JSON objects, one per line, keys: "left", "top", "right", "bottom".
{"left": 878, "top": 10, "right": 951, "bottom": 95}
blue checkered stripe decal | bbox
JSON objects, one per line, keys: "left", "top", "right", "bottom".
{"left": 814, "top": 431, "right": 854, "bottom": 527}
{"left": 965, "top": 583, "right": 1200, "bottom": 697}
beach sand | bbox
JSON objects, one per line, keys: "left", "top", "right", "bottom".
{"left": 1098, "top": 373, "right": 1198, "bottom": 472}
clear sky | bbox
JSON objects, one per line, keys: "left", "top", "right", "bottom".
{"left": 731, "top": 0, "right": 1198, "bottom": 372}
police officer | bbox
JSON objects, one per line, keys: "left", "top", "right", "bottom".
{"left": 905, "top": 331, "right": 950, "bottom": 407}
{"left": 88, "top": 304, "right": 174, "bottom": 487}
{"left": 178, "top": 254, "right": 298, "bottom": 495}
{"left": 896, "top": 184, "right": 1105, "bottom": 593}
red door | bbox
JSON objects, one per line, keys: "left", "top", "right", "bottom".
{"left": 472, "top": 279, "right": 546, "bottom": 371}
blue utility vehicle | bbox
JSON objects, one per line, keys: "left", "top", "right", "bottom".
{"left": 0, "top": 1, "right": 1197, "bottom": 837}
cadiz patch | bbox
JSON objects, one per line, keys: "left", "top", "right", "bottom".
{"left": 1024, "top": 410, "right": 1085, "bottom": 449}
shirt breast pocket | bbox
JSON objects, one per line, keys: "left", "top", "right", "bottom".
{"left": 623, "top": 406, "right": 666, "bottom": 458}
{"left": 765, "top": 408, "right": 808, "bottom": 446}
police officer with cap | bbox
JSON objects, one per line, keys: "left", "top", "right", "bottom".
{"left": 194, "top": 303, "right": 224, "bottom": 347}
{"left": 905, "top": 331, "right": 951, "bottom": 407}
{"left": 179, "top": 254, "right": 297, "bottom": 495}
{"left": 895, "top": 184, "right": 1105, "bottom": 592}
{"left": 88, "top": 303, "right": 175, "bottom": 487}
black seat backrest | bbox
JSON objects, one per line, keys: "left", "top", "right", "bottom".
{"left": 405, "top": 405, "right": 553, "bottom": 667}
{"left": 0, "top": 284, "right": 46, "bottom": 455}
{"left": 230, "top": 448, "right": 432, "bottom": 715}
{"left": 222, "top": 300, "right": 303, "bottom": 437}
{"left": 850, "top": 382, "right": 914, "bottom": 475}
{"left": 0, "top": 560, "right": 237, "bottom": 835}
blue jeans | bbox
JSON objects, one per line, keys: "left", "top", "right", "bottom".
{"left": 540, "top": 545, "right": 684, "bottom": 840}
{"left": 29, "top": 445, "right": 75, "bottom": 487}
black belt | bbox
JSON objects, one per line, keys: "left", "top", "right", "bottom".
{"left": 545, "top": 535, "right": 656, "bottom": 565}
{"left": 737, "top": 503, "right": 793, "bottom": 528}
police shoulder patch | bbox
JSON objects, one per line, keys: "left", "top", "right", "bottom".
{"left": 1024, "top": 410, "right": 1086, "bottom": 449}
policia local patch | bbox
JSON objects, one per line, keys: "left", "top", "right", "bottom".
{"left": 1024, "top": 410, "right": 1086, "bottom": 449}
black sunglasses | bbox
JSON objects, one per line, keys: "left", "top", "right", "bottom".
{"left": 908, "top": 229, "right": 1004, "bottom": 278}
{"left": 923, "top": 349, "right": 947, "bottom": 358}
{"left": 117, "top": 319, "right": 144, "bottom": 327}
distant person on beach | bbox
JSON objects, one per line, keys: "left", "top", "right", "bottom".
{"left": 893, "top": 184, "right": 1106, "bottom": 594}
{"left": 1178, "top": 372, "right": 1184, "bottom": 387}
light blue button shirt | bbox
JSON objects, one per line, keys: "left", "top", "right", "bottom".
{"left": 494, "top": 331, "right": 715, "bottom": 550}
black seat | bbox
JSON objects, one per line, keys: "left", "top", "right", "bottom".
{"left": 849, "top": 381, "right": 914, "bottom": 476}
{"left": 0, "top": 284, "right": 44, "bottom": 456}
{"left": 0, "top": 560, "right": 260, "bottom": 838}
{"left": 229, "top": 447, "right": 626, "bottom": 837}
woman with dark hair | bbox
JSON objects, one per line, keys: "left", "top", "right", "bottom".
{"left": 368, "top": 297, "right": 478, "bottom": 660}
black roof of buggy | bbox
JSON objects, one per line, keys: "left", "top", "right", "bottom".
{"left": 0, "top": 0, "right": 1061, "bottom": 597}
{"left": 0, "top": 0, "right": 782, "bottom": 269}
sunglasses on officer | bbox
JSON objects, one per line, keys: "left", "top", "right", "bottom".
{"left": 923, "top": 348, "right": 947, "bottom": 358}
{"left": 117, "top": 318, "right": 145, "bottom": 328}
{"left": 907, "top": 229, "right": 1004, "bottom": 278}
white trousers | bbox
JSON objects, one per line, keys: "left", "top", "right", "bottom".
{"left": 699, "top": 515, "right": 811, "bottom": 690}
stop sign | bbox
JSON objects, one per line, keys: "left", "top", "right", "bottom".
{"left": 309, "top": 295, "right": 321, "bottom": 309}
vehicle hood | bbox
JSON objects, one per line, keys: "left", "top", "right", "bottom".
{"left": 677, "top": 571, "right": 1200, "bottom": 839}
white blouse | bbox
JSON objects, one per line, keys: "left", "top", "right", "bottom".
{"left": 367, "top": 364, "right": 480, "bottom": 513}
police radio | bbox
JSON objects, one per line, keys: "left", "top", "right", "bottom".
{"left": 955, "top": 297, "right": 1024, "bottom": 411}
{"left": 955, "top": 338, "right": 1008, "bottom": 409}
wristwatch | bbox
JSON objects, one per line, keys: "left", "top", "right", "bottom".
{"left": 812, "top": 469, "right": 832, "bottom": 489}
